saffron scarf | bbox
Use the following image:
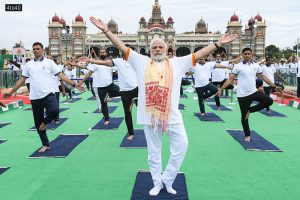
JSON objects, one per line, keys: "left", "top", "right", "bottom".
{"left": 145, "top": 58, "right": 173, "bottom": 132}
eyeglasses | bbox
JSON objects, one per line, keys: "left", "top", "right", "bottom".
{"left": 33, "top": 48, "right": 41, "bottom": 50}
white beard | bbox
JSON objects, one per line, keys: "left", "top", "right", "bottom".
{"left": 152, "top": 53, "right": 167, "bottom": 62}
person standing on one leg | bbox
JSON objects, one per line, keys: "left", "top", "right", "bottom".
{"left": 216, "top": 48, "right": 282, "bottom": 142}
{"left": 90, "top": 16, "right": 239, "bottom": 196}
{"left": 84, "top": 56, "right": 138, "bottom": 140}
{"left": 77, "top": 49, "right": 120, "bottom": 125}
{"left": 3, "top": 42, "right": 84, "bottom": 152}
{"left": 193, "top": 57, "right": 220, "bottom": 115}
{"left": 70, "top": 62, "right": 102, "bottom": 112}
{"left": 261, "top": 57, "right": 286, "bottom": 112}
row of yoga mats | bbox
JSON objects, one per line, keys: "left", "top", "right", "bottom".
{"left": 0, "top": 93, "right": 291, "bottom": 199}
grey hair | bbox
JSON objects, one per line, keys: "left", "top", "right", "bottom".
{"left": 150, "top": 38, "right": 167, "bottom": 49}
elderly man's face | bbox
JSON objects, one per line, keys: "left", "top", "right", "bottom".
{"left": 150, "top": 41, "right": 167, "bottom": 62}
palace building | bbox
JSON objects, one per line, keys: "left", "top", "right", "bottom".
{"left": 48, "top": 0, "right": 266, "bottom": 61}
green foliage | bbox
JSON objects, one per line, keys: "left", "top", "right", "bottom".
{"left": 265, "top": 44, "right": 298, "bottom": 60}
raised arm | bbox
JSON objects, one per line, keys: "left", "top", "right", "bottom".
{"left": 69, "top": 61, "right": 88, "bottom": 69}
{"left": 90, "top": 17, "right": 127, "bottom": 54}
{"left": 194, "top": 34, "right": 239, "bottom": 61}
{"left": 57, "top": 72, "right": 85, "bottom": 92}
{"left": 88, "top": 59, "right": 113, "bottom": 67}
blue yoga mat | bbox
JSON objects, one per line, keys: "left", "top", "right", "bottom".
{"left": 29, "top": 118, "right": 68, "bottom": 131}
{"left": 28, "top": 134, "right": 88, "bottom": 158}
{"left": 178, "top": 104, "right": 185, "bottom": 110}
{"left": 226, "top": 130, "right": 282, "bottom": 152}
{"left": 93, "top": 106, "right": 117, "bottom": 114}
{"left": 87, "top": 96, "right": 96, "bottom": 101}
{"left": 208, "top": 104, "right": 232, "bottom": 111}
{"left": 62, "top": 98, "right": 82, "bottom": 103}
{"left": 0, "top": 139, "right": 7, "bottom": 144}
{"left": 0, "top": 123, "right": 11, "bottom": 128}
{"left": 91, "top": 117, "right": 124, "bottom": 130}
{"left": 131, "top": 170, "right": 189, "bottom": 200}
{"left": 259, "top": 109, "right": 287, "bottom": 117}
{"left": 180, "top": 94, "right": 188, "bottom": 98}
{"left": 0, "top": 167, "right": 9, "bottom": 175}
{"left": 120, "top": 129, "right": 147, "bottom": 148}
{"left": 110, "top": 97, "right": 121, "bottom": 103}
{"left": 194, "top": 112, "right": 224, "bottom": 122}
{"left": 24, "top": 108, "right": 69, "bottom": 113}
{"left": 205, "top": 98, "right": 215, "bottom": 102}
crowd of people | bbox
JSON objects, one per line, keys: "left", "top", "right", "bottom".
{"left": 1, "top": 16, "right": 300, "bottom": 196}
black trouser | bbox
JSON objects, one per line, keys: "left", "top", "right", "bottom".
{"left": 97, "top": 83, "right": 120, "bottom": 121}
{"left": 64, "top": 85, "right": 72, "bottom": 99}
{"left": 26, "top": 83, "right": 30, "bottom": 92}
{"left": 180, "top": 79, "right": 191, "bottom": 95}
{"left": 31, "top": 93, "right": 59, "bottom": 147}
{"left": 297, "top": 77, "right": 300, "bottom": 98}
{"left": 120, "top": 87, "right": 138, "bottom": 135}
{"left": 84, "top": 79, "right": 91, "bottom": 90}
{"left": 237, "top": 91, "right": 273, "bottom": 137}
{"left": 54, "top": 92, "right": 60, "bottom": 121}
{"left": 263, "top": 86, "right": 271, "bottom": 111}
{"left": 212, "top": 80, "right": 234, "bottom": 107}
{"left": 195, "top": 83, "right": 218, "bottom": 114}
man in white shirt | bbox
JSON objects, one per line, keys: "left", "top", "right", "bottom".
{"left": 79, "top": 49, "right": 120, "bottom": 125}
{"left": 216, "top": 48, "right": 282, "bottom": 142}
{"left": 261, "top": 57, "right": 285, "bottom": 112}
{"left": 193, "top": 57, "right": 226, "bottom": 115}
{"left": 53, "top": 58, "right": 66, "bottom": 124}
{"left": 211, "top": 53, "right": 234, "bottom": 110}
{"left": 84, "top": 55, "right": 138, "bottom": 140}
{"left": 71, "top": 61, "right": 102, "bottom": 112}
{"left": 3, "top": 42, "right": 84, "bottom": 153}
{"left": 90, "top": 17, "right": 238, "bottom": 196}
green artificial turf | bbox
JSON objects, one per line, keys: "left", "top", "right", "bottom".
{"left": 0, "top": 90, "right": 300, "bottom": 200}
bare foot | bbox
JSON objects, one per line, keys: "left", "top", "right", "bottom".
{"left": 39, "top": 122, "right": 47, "bottom": 131}
{"left": 127, "top": 135, "right": 134, "bottom": 140}
{"left": 98, "top": 109, "right": 102, "bottom": 113}
{"left": 217, "top": 106, "right": 222, "bottom": 111}
{"left": 38, "top": 146, "right": 50, "bottom": 153}
{"left": 104, "top": 121, "right": 109, "bottom": 125}
{"left": 244, "top": 136, "right": 251, "bottom": 142}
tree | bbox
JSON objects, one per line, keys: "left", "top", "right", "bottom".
{"left": 281, "top": 48, "right": 294, "bottom": 60}
{"left": 265, "top": 45, "right": 281, "bottom": 59}
{"left": 0, "top": 48, "right": 7, "bottom": 55}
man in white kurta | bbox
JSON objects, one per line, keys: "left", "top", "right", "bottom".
{"left": 90, "top": 16, "right": 239, "bottom": 196}
{"left": 125, "top": 47, "right": 194, "bottom": 195}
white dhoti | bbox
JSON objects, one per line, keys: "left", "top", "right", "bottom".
{"left": 144, "top": 123, "right": 188, "bottom": 187}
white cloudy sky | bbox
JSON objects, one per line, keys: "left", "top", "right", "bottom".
{"left": 0, "top": 0, "right": 299, "bottom": 50}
